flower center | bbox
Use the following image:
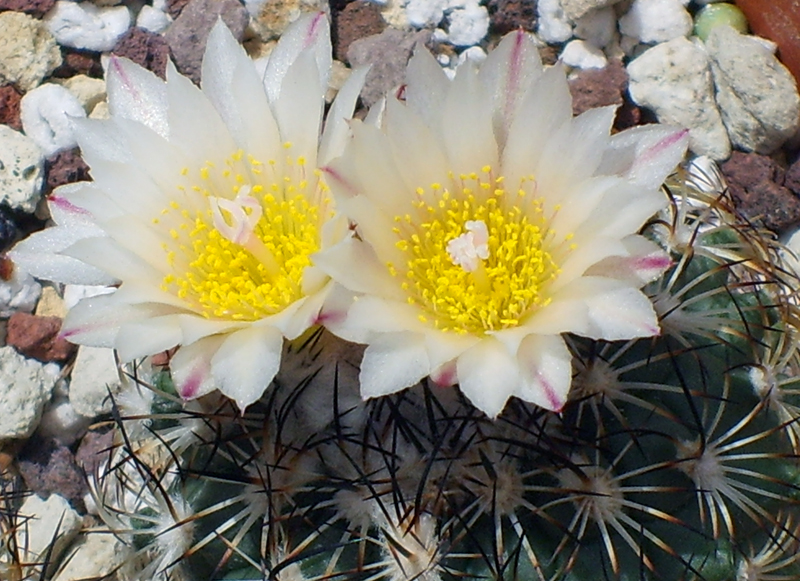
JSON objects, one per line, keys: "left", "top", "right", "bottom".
{"left": 156, "top": 147, "right": 329, "bottom": 321}
{"left": 388, "top": 167, "right": 562, "bottom": 335}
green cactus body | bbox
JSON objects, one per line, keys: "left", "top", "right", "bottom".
{"left": 94, "top": 166, "right": 800, "bottom": 581}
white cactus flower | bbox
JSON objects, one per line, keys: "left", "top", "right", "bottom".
{"left": 315, "top": 30, "right": 689, "bottom": 417}
{"left": 10, "top": 13, "right": 367, "bottom": 410}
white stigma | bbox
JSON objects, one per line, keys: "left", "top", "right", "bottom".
{"left": 209, "top": 186, "right": 281, "bottom": 277}
{"left": 447, "top": 220, "right": 489, "bottom": 272}
{"left": 209, "top": 186, "right": 262, "bottom": 245}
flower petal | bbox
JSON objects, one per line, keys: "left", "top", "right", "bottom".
{"left": 516, "top": 334, "right": 571, "bottom": 412}
{"left": 600, "top": 125, "right": 689, "bottom": 190}
{"left": 384, "top": 97, "right": 450, "bottom": 195}
{"left": 178, "top": 314, "right": 246, "bottom": 345}
{"left": 9, "top": 192, "right": 117, "bottom": 286}
{"left": 501, "top": 64, "right": 572, "bottom": 188}
{"left": 319, "top": 65, "right": 369, "bottom": 166}
{"left": 456, "top": 337, "right": 520, "bottom": 418}
{"left": 211, "top": 325, "right": 283, "bottom": 409}
{"left": 585, "top": 235, "right": 672, "bottom": 285}
{"left": 115, "top": 314, "right": 182, "bottom": 361}
{"left": 171, "top": 335, "right": 225, "bottom": 400}
{"left": 314, "top": 236, "right": 405, "bottom": 300}
{"left": 54, "top": 181, "right": 123, "bottom": 222}
{"left": 63, "top": 235, "right": 163, "bottom": 285}
{"left": 550, "top": 236, "right": 628, "bottom": 292}
{"left": 274, "top": 51, "right": 323, "bottom": 165}
{"left": 529, "top": 276, "right": 660, "bottom": 339}
{"left": 271, "top": 285, "right": 329, "bottom": 340}
{"left": 61, "top": 293, "right": 175, "bottom": 347}
{"left": 347, "top": 296, "right": 428, "bottom": 335}
{"left": 477, "top": 29, "right": 542, "bottom": 147}
{"left": 165, "top": 60, "right": 238, "bottom": 164}
{"left": 441, "top": 63, "right": 498, "bottom": 176}
{"left": 535, "top": 105, "right": 617, "bottom": 204}
{"left": 359, "top": 332, "right": 430, "bottom": 398}
{"left": 345, "top": 121, "right": 414, "bottom": 217}
{"left": 337, "top": 194, "right": 405, "bottom": 268}
{"left": 106, "top": 56, "right": 168, "bottom": 139}
{"left": 405, "top": 45, "right": 450, "bottom": 130}
{"left": 201, "top": 19, "right": 281, "bottom": 164}
{"left": 263, "top": 11, "right": 331, "bottom": 104}
{"left": 72, "top": 117, "right": 133, "bottom": 166}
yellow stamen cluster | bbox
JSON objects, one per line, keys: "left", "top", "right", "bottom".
{"left": 390, "top": 167, "right": 562, "bottom": 335}
{"left": 157, "top": 147, "right": 329, "bottom": 320}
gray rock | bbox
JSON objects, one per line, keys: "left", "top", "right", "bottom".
{"left": 53, "top": 531, "right": 132, "bottom": 581}
{"left": 164, "top": 0, "right": 249, "bottom": 84}
{"left": 0, "top": 125, "right": 45, "bottom": 214}
{"left": 0, "top": 262, "right": 42, "bottom": 317}
{"left": 68, "top": 346, "right": 122, "bottom": 417}
{"left": 0, "top": 345, "right": 59, "bottom": 441}
{"left": 706, "top": 25, "right": 800, "bottom": 155}
{"left": 561, "top": 0, "right": 621, "bottom": 21}
{"left": 627, "top": 37, "right": 730, "bottom": 160}
{"left": 0, "top": 11, "right": 62, "bottom": 92}
{"left": 347, "top": 28, "right": 431, "bottom": 108}
{"left": 16, "top": 493, "right": 82, "bottom": 579}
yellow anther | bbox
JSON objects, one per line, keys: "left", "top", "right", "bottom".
{"left": 158, "top": 149, "right": 329, "bottom": 321}
{"left": 390, "top": 170, "right": 558, "bottom": 334}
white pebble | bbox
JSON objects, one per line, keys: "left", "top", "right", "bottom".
{"left": 45, "top": 0, "right": 131, "bottom": 52}
{"left": 21, "top": 83, "right": 87, "bottom": 158}
{"left": 574, "top": 6, "right": 616, "bottom": 49}
{"left": 561, "top": 39, "right": 608, "bottom": 69}
{"left": 38, "top": 397, "right": 91, "bottom": 445}
{"left": 0, "top": 265, "right": 42, "bottom": 317}
{"left": 136, "top": 4, "right": 172, "bottom": 34}
{"left": 445, "top": 1, "right": 489, "bottom": 47}
{"left": 432, "top": 28, "right": 449, "bottom": 44}
{"left": 0, "top": 125, "right": 45, "bottom": 213}
{"left": 619, "top": 0, "right": 692, "bottom": 44}
{"left": 457, "top": 46, "right": 488, "bottom": 67}
{"left": 537, "top": 0, "right": 574, "bottom": 44}
{"left": 405, "top": 0, "right": 447, "bottom": 28}
{"left": 0, "top": 346, "right": 60, "bottom": 441}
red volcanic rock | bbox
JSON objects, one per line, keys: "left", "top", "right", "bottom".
{"left": 112, "top": 27, "right": 170, "bottom": 79}
{"left": 333, "top": 1, "right": 386, "bottom": 63}
{"left": 19, "top": 437, "right": 87, "bottom": 509}
{"left": 44, "top": 148, "right": 90, "bottom": 196}
{"left": 568, "top": 60, "right": 641, "bottom": 130}
{"left": 6, "top": 312, "right": 76, "bottom": 363}
{"left": 721, "top": 151, "right": 800, "bottom": 232}
{"left": 0, "top": 0, "right": 55, "bottom": 18}
{"left": 0, "top": 84, "right": 22, "bottom": 131}
{"left": 52, "top": 49, "right": 103, "bottom": 79}
{"left": 488, "top": 0, "right": 536, "bottom": 34}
